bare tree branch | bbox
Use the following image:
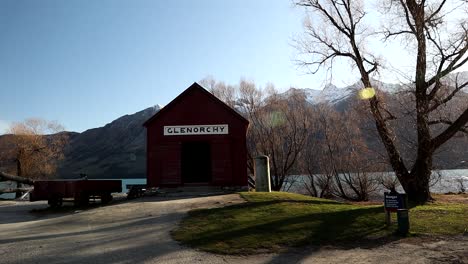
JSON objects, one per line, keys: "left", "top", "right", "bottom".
{"left": 428, "top": 119, "right": 468, "bottom": 134}
{"left": 428, "top": 80, "right": 468, "bottom": 112}
{"left": 432, "top": 108, "right": 468, "bottom": 149}
{"left": 295, "top": 0, "right": 468, "bottom": 203}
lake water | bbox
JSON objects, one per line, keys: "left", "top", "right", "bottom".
{"left": 429, "top": 169, "right": 468, "bottom": 193}
{"left": 121, "top": 178, "right": 147, "bottom": 193}
{"left": 0, "top": 181, "right": 17, "bottom": 199}
{"left": 282, "top": 169, "right": 468, "bottom": 197}
{"left": 1, "top": 170, "right": 466, "bottom": 200}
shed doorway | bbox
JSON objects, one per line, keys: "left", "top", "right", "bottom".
{"left": 181, "top": 141, "right": 212, "bottom": 184}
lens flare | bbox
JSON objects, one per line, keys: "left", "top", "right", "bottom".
{"left": 359, "top": 87, "right": 376, "bottom": 99}
{"left": 270, "top": 111, "right": 285, "bottom": 127}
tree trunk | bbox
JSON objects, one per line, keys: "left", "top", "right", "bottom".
{"left": 15, "top": 159, "right": 23, "bottom": 199}
{"left": 272, "top": 185, "right": 281, "bottom": 191}
{"left": 401, "top": 141, "right": 434, "bottom": 204}
{"left": 0, "top": 171, "right": 34, "bottom": 185}
{"left": 271, "top": 175, "right": 282, "bottom": 191}
{"left": 407, "top": 105, "right": 433, "bottom": 203}
{"left": 15, "top": 182, "right": 23, "bottom": 199}
{"left": 403, "top": 159, "right": 433, "bottom": 203}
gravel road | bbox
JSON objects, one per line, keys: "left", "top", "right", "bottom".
{"left": 0, "top": 194, "right": 466, "bottom": 264}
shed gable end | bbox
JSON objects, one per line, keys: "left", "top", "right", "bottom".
{"left": 143, "top": 83, "right": 248, "bottom": 127}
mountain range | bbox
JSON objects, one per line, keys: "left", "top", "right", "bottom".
{"left": 56, "top": 105, "right": 161, "bottom": 179}
{"left": 1, "top": 74, "right": 467, "bottom": 179}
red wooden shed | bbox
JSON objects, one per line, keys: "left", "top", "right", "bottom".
{"left": 143, "top": 83, "right": 249, "bottom": 188}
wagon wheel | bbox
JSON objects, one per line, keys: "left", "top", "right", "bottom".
{"left": 127, "top": 188, "right": 136, "bottom": 199}
{"left": 101, "top": 193, "right": 113, "bottom": 204}
{"left": 127, "top": 187, "right": 139, "bottom": 199}
{"left": 48, "top": 194, "right": 63, "bottom": 208}
{"left": 75, "top": 192, "right": 89, "bottom": 207}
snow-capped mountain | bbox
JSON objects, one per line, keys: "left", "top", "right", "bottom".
{"left": 285, "top": 72, "right": 467, "bottom": 105}
{"left": 284, "top": 80, "right": 400, "bottom": 104}
{"left": 1, "top": 73, "right": 466, "bottom": 179}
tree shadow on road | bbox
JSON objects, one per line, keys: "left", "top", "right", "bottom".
{"left": 0, "top": 193, "right": 234, "bottom": 225}
{"left": 0, "top": 210, "right": 188, "bottom": 264}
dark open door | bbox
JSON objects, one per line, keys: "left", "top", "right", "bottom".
{"left": 181, "top": 142, "right": 212, "bottom": 183}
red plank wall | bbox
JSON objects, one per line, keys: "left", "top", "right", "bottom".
{"left": 145, "top": 83, "right": 249, "bottom": 188}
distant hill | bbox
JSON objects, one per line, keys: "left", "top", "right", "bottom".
{"left": 281, "top": 74, "right": 468, "bottom": 170}
{"left": 1, "top": 74, "right": 467, "bottom": 179}
{"left": 56, "top": 105, "right": 161, "bottom": 179}
{"left": 0, "top": 106, "right": 160, "bottom": 179}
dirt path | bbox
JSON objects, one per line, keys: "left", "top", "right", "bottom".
{"left": 0, "top": 194, "right": 466, "bottom": 264}
{"left": 263, "top": 236, "right": 468, "bottom": 264}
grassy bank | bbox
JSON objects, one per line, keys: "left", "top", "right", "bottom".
{"left": 172, "top": 192, "right": 467, "bottom": 254}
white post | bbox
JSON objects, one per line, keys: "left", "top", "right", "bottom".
{"left": 254, "top": 155, "right": 271, "bottom": 192}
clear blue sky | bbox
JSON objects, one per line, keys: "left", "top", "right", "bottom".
{"left": 1, "top": 0, "right": 465, "bottom": 134}
{"left": 1, "top": 0, "right": 321, "bottom": 133}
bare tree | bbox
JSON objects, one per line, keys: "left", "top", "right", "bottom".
{"left": 200, "top": 76, "right": 238, "bottom": 108}
{"left": 456, "top": 177, "right": 466, "bottom": 193}
{"left": 300, "top": 107, "right": 334, "bottom": 198}
{"left": 200, "top": 77, "right": 311, "bottom": 190}
{"left": 311, "top": 104, "right": 379, "bottom": 201}
{"left": 0, "top": 118, "right": 68, "bottom": 197}
{"left": 295, "top": 0, "right": 468, "bottom": 203}
{"left": 237, "top": 81, "right": 311, "bottom": 191}
{"left": 378, "top": 172, "right": 401, "bottom": 193}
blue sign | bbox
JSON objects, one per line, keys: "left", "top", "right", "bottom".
{"left": 384, "top": 192, "right": 407, "bottom": 212}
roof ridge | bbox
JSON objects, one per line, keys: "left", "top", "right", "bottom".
{"left": 143, "top": 82, "right": 249, "bottom": 127}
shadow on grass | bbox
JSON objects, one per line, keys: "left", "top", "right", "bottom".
{"left": 187, "top": 198, "right": 345, "bottom": 215}
{"left": 174, "top": 199, "right": 403, "bottom": 257}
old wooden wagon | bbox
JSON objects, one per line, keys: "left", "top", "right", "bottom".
{"left": 30, "top": 179, "right": 122, "bottom": 207}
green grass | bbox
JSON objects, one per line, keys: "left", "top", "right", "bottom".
{"left": 409, "top": 203, "right": 467, "bottom": 235}
{"left": 172, "top": 192, "right": 468, "bottom": 254}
